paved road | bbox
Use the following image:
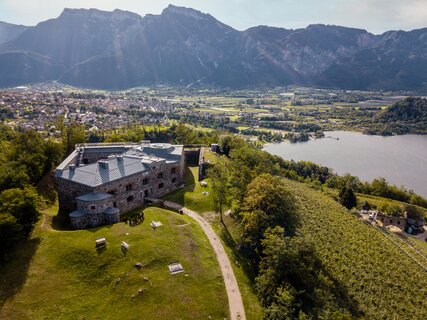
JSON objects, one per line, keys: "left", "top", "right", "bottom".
{"left": 164, "top": 201, "right": 246, "bottom": 320}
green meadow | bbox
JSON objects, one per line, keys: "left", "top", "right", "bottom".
{"left": 0, "top": 207, "right": 228, "bottom": 320}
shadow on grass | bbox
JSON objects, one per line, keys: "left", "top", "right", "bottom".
{"left": 163, "top": 167, "right": 196, "bottom": 205}
{"left": 51, "top": 215, "right": 115, "bottom": 233}
{"left": 52, "top": 214, "right": 71, "bottom": 230}
{"left": 0, "top": 238, "right": 40, "bottom": 310}
{"left": 219, "top": 220, "right": 258, "bottom": 286}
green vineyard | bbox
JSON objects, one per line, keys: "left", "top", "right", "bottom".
{"left": 284, "top": 179, "right": 427, "bottom": 319}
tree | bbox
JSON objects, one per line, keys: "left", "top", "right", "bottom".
{"left": 0, "top": 187, "right": 39, "bottom": 233}
{"left": 218, "top": 135, "right": 244, "bottom": 157}
{"left": 360, "top": 201, "right": 371, "bottom": 211}
{"left": 43, "top": 139, "right": 64, "bottom": 173}
{"left": 339, "top": 186, "right": 357, "bottom": 210}
{"left": 256, "top": 226, "right": 354, "bottom": 319}
{"left": 240, "top": 174, "right": 297, "bottom": 257}
{"left": 378, "top": 202, "right": 402, "bottom": 217}
{"left": 403, "top": 204, "right": 423, "bottom": 220}
{"left": 56, "top": 117, "right": 86, "bottom": 154}
{"left": 209, "top": 159, "right": 229, "bottom": 223}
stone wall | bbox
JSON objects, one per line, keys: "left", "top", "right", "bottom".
{"left": 58, "top": 160, "right": 184, "bottom": 217}
{"left": 377, "top": 212, "right": 406, "bottom": 229}
{"left": 77, "top": 197, "right": 111, "bottom": 214}
{"left": 57, "top": 178, "right": 93, "bottom": 214}
{"left": 184, "top": 149, "right": 200, "bottom": 166}
{"left": 79, "top": 149, "right": 126, "bottom": 165}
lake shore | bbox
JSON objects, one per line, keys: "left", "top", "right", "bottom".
{"left": 263, "top": 131, "right": 427, "bottom": 197}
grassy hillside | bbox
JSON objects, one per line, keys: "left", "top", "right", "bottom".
{"left": 284, "top": 179, "right": 427, "bottom": 319}
{"left": 0, "top": 207, "right": 228, "bottom": 320}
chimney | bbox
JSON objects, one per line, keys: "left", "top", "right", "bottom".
{"left": 69, "top": 164, "right": 76, "bottom": 171}
{"left": 98, "top": 160, "right": 109, "bottom": 170}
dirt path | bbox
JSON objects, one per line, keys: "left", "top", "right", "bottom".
{"left": 40, "top": 214, "right": 52, "bottom": 231}
{"left": 164, "top": 201, "right": 246, "bottom": 320}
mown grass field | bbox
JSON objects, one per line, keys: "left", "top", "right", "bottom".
{"left": 0, "top": 207, "right": 228, "bottom": 320}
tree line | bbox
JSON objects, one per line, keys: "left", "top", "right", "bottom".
{"left": 217, "top": 134, "right": 427, "bottom": 209}
{"left": 0, "top": 125, "right": 64, "bottom": 259}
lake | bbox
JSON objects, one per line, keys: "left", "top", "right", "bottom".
{"left": 263, "top": 131, "right": 427, "bottom": 197}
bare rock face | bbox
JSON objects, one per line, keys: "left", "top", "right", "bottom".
{"left": 0, "top": 5, "right": 426, "bottom": 91}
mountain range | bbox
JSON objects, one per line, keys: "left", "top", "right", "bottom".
{"left": 0, "top": 5, "right": 426, "bottom": 91}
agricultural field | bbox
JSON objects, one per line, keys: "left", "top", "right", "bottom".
{"left": 285, "top": 180, "right": 427, "bottom": 319}
{"left": 0, "top": 207, "right": 228, "bottom": 320}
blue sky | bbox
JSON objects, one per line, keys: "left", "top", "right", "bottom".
{"left": 0, "top": 0, "right": 426, "bottom": 34}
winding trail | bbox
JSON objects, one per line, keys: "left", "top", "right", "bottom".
{"left": 164, "top": 200, "right": 246, "bottom": 320}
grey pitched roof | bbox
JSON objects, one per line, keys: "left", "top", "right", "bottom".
{"left": 57, "top": 156, "right": 151, "bottom": 187}
{"left": 125, "top": 144, "right": 183, "bottom": 163}
{"left": 76, "top": 192, "right": 112, "bottom": 202}
{"left": 56, "top": 143, "right": 183, "bottom": 187}
{"left": 69, "top": 209, "right": 86, "bottom": 218}
{"left": 104, "top": 207, "right": 120, "bottom": 215}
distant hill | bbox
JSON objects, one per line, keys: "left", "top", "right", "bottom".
{"left": 0, "top": 5, "right": 426, "bottom": 91}
{"left": 368, "top": 97, "right": 427, "bottom": 134}
{"left": 376, "top": 97, "right": 427, "bottom": 121}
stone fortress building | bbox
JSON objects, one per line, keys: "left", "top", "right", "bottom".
{"left": 55, "top": 141, "right": 185, "bottom": 229}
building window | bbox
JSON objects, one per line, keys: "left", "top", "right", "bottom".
{"left": 91, "top": 205, "right": 96, "bottom": 210}
{"left": 127, "top": 195, "right": 134, "bottom": 202}
{"left": 171, "top": 167, "right": 177, "bottom": 174}
{"left": 157, "top": 172, "right": 163, "bottom": 179}
{"left": 144, "top": 190, "right": 149, "bottom": 197}
{"left": 172, "top": 177, "right": 177, "bottom": 183}
{"left": 83, "top": 159, "right": 89, "bottom": 164}
{"left": 113, "top": 202, "right": 117, "bottom": 207}
{"left": 158, "top": 183, "right": 164, "bottom": 189}
{"left": 126, "top": 184, "right": 132, "bottom": 192}
{"left": 143, "top": 178, "right": 148, "bottom": 185}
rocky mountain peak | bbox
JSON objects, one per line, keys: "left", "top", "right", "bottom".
{"left": 162, "top": 4, "right": 211, "bottom": 20}
{"left": 59, "top": 8, "right": 142, "bottom": 21}
{"left": 0, "top": 6, "right": 425, "bottom": 92}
